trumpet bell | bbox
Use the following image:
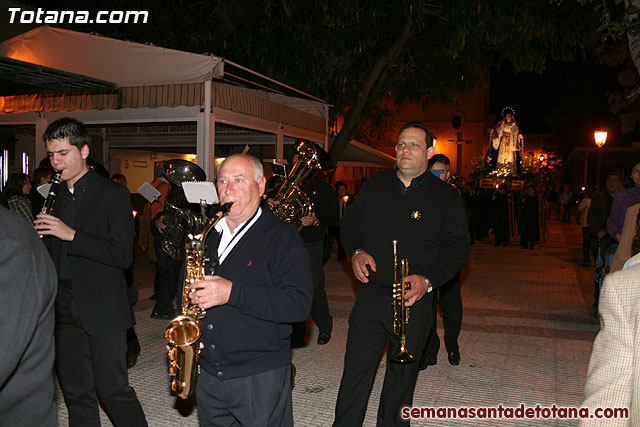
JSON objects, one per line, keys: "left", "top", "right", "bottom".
{"left": 390, "top": 345, "right": 415, "bottom": 364}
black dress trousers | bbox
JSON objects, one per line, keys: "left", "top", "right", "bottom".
{"left": 334, "top": 290, "right": 432, "bottom": 427}
{"left": 55, "top": 287, "right": 147, "bottom": 427}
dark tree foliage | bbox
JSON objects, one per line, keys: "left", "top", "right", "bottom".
{"left": 43, "top": 0, "right": 605, "bottom": 157}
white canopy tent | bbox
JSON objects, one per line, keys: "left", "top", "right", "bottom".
{"left": 0, "top": 26, "right": 328, "bottom": 177}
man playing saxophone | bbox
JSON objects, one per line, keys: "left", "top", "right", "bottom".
{"left": 334, "top": 122, "right": 470, "bottom": 426}
{"left": 188, "top": 154, "right": 313, "bottom": 426}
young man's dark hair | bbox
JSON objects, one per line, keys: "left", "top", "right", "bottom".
{"left": 430, "top": 154, "right": 450, "bottom": 167}
{"left": 335, "top": 181, "right": 347, "bottom": 190}
{"left": 42, "top": 117, "right": 91, "bottom": 150}
{"left": 398, "top": 121, "right": 435, "bottom": 147}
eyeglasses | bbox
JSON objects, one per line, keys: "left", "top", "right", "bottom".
{"left": 396, "top": 141, "right": 424, "bottom": 150}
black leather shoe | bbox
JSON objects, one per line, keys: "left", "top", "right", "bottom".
{"left": 418, "top": 357, "right": 436, "bottom": 371}
{"left": 448, "top": 351, "right": 460, "bottom": 366}
{"left": 150, "top": 312, "right": 173, "bottom": 320}
{"left": 317, "top": 332, "right": 331, "bottom": 345}
{"left": 127, "top": 350, "right": 141, "bottom": 369}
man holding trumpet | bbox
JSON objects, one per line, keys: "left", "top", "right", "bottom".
{"left": 334, "top": 122, "right": 470, "bottom": 426}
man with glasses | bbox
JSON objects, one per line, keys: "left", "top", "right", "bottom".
{"left": 334, "top": 122, "right": 470, "bottom": 426}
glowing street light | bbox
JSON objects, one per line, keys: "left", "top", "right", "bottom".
{"left": 594, "top": 131, "right": 608, "bottom": 188}
{"left": 594, "top": 131, "right": 607, "bottom": 148}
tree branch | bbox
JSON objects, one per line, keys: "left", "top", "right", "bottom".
{"left": 329, "top": 8, "right": 416, "bottom": 159}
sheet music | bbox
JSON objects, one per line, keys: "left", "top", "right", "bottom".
{"left": 182, "top": 181, "right": 219, "bottom": 205}
{"left": 137, "top": 182, "right": 162, "bottom": 203}
{"left": 37, "top": 182, "right": 51, "bottom": 198}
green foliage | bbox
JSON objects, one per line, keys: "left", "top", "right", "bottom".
{"left": 355, "top": 105, "right": 399, "bottom": 149}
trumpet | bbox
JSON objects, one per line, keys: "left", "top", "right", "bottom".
{"left": 390, "top": 240, "right": 414, "bottom": 363}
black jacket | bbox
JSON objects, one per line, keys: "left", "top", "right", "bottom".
{"left": 45, "top": 169, "right": 135, "bottom": 336}
{"left": 199, "top": 208, "right": 313, "bottom": 380}
{"left": 299, "top": 175, "right": 340, "bottom": 243}
{"left": 341, "top": 169, "right": 470, "bottom": 292}
{"left": 0, "top": 206, "right": 57, "bottom": 426}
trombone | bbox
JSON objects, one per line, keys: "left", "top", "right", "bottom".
{"left": 390, "top": 240, "right": 415, "bottom": 363}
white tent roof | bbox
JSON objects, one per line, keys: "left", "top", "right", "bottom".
{"left": 0, "top": 26, "right": 223, "bottom": 86}
{"left": 337, "top": 140, "right": 396, "bottom": 168}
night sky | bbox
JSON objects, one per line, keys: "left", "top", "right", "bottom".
{"left": 489, "top": 58, "right": 627, "bottom": 147}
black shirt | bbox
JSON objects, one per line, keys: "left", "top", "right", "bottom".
{"left": 49, "top": 170, "right": 91, "bottom": 281}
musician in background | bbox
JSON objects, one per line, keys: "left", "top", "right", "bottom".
{"left": 35, "top": 117, "right": 147, "bottom": 427}
{"left": 420, "top": 154, "right": 464, "bottom": 370}
{"left": 292, "top": 152, "right": 339, "bottom": 346}
{"left": 334, "top": 122, "right": 470, "bottom": 426}
{"left": 149, "top": 162, "right": 183, "bottom": 319}
{"left": 0, "top": 205, "right": 57, "bottom": 426}
{"left": 189, "top": 154, "right": 312, "bottom": 426}
{"left": 267, "top": 150, "right": 338, "bottom": 347}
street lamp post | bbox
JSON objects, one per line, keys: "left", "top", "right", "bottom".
{"left": 594, "top": 131, "right": 607, "bottom": 189}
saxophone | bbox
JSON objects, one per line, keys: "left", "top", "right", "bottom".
{"left": 164, "top": 202, "right": 232, "bottom": 399}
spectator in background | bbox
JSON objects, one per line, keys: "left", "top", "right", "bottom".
{"left": 324, "top": 181, "right": 353, "bottom": 263}
{"left": 559, "top": 185, "right": 572, "bottom": 223}
{"left": 3, "top": 172, "right": 34, "bottom": 224}
{"left": 28, "top": 166, "right": 54, "bottom": 217}
{"left": 588, "top": 173, "right": 621, "bottom": 310}
{"left": 492, "top": 183, "right": 510, "bottom": 247}
{"left": 590, "top": 173, "right": 621, "bottom": 252}
{"left": 519, "top": 185, "right": 539, "bottom": 250}
{"left": 0, "top": 205, "right": 57, "bottom": 427}
{"left": 547, "top": 186, "right": 560, "bottom": 220}
{"left": 610, "top": 204, "right": 640, "bottom": 273}
{"left": 608, "top": 159, "right": 640, "bottom": 242}
{"left": 578, "top": 187, "right": 598, "bottom": 267}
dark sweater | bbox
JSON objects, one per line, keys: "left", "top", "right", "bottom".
{"left": 199, "top": 208, "right": 313, "bottom": 380}
{"left": 341, "top": 169, "right": 470, "bottom": 293}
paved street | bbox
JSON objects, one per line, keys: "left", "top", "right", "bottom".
{"left": 56, "top": 218, "right": 599, "bottom": 426}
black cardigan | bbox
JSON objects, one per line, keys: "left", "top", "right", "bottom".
{"left": 199, "top": 208, "right": 313, "bottom": 380}
{"left": 341, "top": 169, "right": 470, "bottom": 293}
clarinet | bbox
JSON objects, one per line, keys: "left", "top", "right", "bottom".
{"left": 41, "top": 173, "right": 63, "bottom": 215}
{"left": 38, "top": 173, "right": 62, "bottom": 238}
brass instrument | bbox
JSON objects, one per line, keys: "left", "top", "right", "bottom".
{"left": 165, "top": 202, "right": 232, "bottom": 399}
{"left": 271, "top": 139, "right": 334, "bottom": 230}
{"left": 161, "top": 159, "right": 207, "bottom": 259}
{"left": 390, "top": 240, "right": 414, "bottom": 363}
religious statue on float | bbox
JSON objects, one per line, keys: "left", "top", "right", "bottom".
{"left": 486, "top": 107, "right": 524, "bottom": 174}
